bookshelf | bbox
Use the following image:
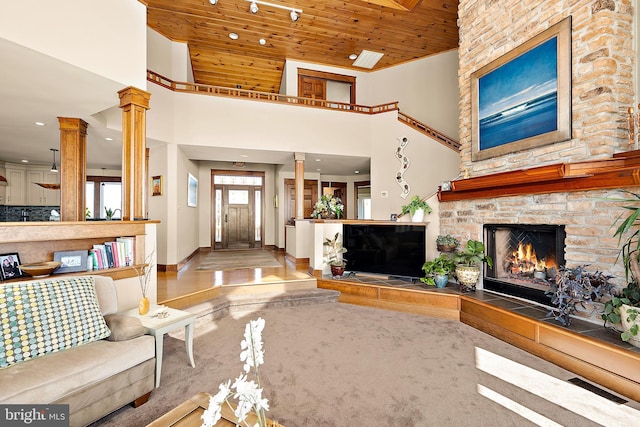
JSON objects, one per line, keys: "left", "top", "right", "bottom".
{"left": 0, "top": 220, "right": 158, "bottom": 281}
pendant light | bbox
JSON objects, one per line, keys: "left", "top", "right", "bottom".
{"left": 50, "top": 148, "right": 59, "bottom": 173}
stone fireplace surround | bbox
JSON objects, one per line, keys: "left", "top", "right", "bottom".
{"left": 444, "top": 0, "right": 637, "bottom": 296}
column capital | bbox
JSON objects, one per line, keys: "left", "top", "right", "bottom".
{"left": 57, "top": 117, "right": 88, "bottom": 134}
{"left": 118, "top": 86, "right": 151, "bottom": 109}
{"left": 294, "top": 152, "right": 306, "bottom": 162}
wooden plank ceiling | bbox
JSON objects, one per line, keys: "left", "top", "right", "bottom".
{"left": 146, "top": 0, "right": 459, "bottom": 93}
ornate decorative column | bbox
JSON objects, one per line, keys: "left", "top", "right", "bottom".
{"left": 294, "top": 152, "right": 305, "bottom": 219}
{"left": 58, "top": 117, "right": 88, "bottom": 221}
{"left": 118, "top": 87, "right": 151, "bottom": 220}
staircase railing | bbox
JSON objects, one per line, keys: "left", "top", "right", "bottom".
{"left": 397, "top": 111, "right": 460, "bottom": 152}
{"left": 147, "top": 70, "right": 398, "bottom": 115}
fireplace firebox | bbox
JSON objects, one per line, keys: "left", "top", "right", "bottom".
{"left": 483, "top": 224, "right": 566, "bottom": 305}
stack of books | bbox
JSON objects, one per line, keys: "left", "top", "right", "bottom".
{"left": 88, "top": 237, "right": 135, "bottom": 270}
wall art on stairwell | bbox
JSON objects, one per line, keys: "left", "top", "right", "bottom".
{"left": 187, "top": 173, "right": 198, "bottom": 207}
{"left": 395, "top": 136, "right": 410, "bottom": 198}
{"left": 471, "top": 16, "right": 572, "bottom": 161}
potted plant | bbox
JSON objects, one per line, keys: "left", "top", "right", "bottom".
{"left": 452, "top": 239, "right": 493, "bottom": 292}
{"left": 436, "top": 234, "right": 459, "bottom": 252}
{"left": 421, "top": 254, "right": 456, "bottom": 288}
{"left": 400, "top": 196, "right": 432, "bottom": 222}
{"left": 602, "top": 280, "right": 640, "bottom": 347}
{"left": 324, "top": 232, "right": 347, "bottom": 277}
{"left": 311, "top": 195, "right": 344, "bottom": 219}
{"left": 600, "top": 190, "right": 640, "bottom": 345}
{"left": 545, "top": 265, "right": 614, "bottom": 327}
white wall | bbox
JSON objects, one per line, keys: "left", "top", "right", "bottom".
{"left": 370, "top": 112, "right": 460, "bottom": 222}
{"left": 366, "top": 50, "right": 460, "bottom": 138}
{"left": 177, "top": 149, "right": 200, "bottom": 262}
{"left": 148, "top": 144, "right": 169, "bottom": 265}
{"left": 0, "top": 0, "right": 147, "bottom": 88}
{"left": 147, "top": 28, "right": 192, "bottom": 82}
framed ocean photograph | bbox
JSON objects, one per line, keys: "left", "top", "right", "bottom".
{"left": 471, "top": 17, "right": 572, "bottom": 161}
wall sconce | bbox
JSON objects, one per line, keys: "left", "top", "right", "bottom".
{"left": 273, "top": 194, "right": 279, "bottom": 208}
{"left": 628, "top": 106, "right": 638, "bottom": 147}
{"left": 50, "top": 148, "right": 59, "bottom": 173}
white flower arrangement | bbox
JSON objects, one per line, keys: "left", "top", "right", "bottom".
{"left": 201, "top": 317, "right": 271, "bottom": 427}
{"left": 311, "top": 194, "right": 344, "bottom": 219}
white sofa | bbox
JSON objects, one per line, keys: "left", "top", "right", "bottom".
{"left": 0, "top": 275, "right": 155, "bottom": 427}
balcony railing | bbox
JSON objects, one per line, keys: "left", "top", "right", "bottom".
{"left": 397, "top": 111, "right": 460, "bottom": 151}
{"left": 147, "top": 70, "right": 398, "bottom": 115}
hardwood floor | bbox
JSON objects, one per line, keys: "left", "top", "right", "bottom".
{"left": 156, "top": 249, "right": 313, "bottom": 308}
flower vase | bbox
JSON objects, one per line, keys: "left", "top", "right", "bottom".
{"left": 139, "top": 296, "right": 150, "bottom": 315}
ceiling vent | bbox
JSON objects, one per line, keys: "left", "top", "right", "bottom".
{"left": 352, "top": 50, "right": 384, "bottom": 69}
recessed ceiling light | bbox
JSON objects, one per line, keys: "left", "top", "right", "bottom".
{"left": 259, "top": 38, "right": 266, "bottom": 45}
{"left": 315, "top": 159, "right": 321, "bottom": 162}
{"left": 316, "top": 168, "right": 321, "bottom": 171}
{"left": 240, "top": 154, "right": 249, "bottom": 158}
{"left": 35, "top": 122, "right": 45, "bottom": 126}
{"left": 105, "top": 137, "right": 113, "bottom": 141}
{"left": 21, "top": 159, "right": 29, "bottom": 163}
{"left": 349, "top": 54, "right": 358, "bottom": 60}
{"left": 229, "top": 32, "right": 239, "bottom": 40}
{"left": 355, "top": 170, "right": 360, "bottom": 174}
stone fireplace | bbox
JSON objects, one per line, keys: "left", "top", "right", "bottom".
{"left": 483, "top": 224, "right": 566, "bottom": 305}
{"left": 438, "top": 0, "right": 636, "bottom": 298}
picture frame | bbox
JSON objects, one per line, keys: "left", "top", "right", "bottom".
{"left": 187, "top": 173, "right": 198, "bottom": 207}
{"left": 53, "top": 250, "right": 88, "bottom": 274}
{"left": 471, "top": 17, "right": 572, "bottom": 161}
{"left": 0, "top": 252, "right": 27, "bottom": 281}
{"left": 151, "top": 175, "right": 163, "bottom": 196}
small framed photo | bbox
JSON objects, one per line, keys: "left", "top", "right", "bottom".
{"left": 151, "top": 175, "right": 163, "bottom": 196}
{"left": 54, "top": 250, "right": 88, "bottom": 274}
{"left": 0, "top": 253, "right": 27, "bottom": 281}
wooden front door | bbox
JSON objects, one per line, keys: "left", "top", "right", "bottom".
{"left": 224, "top": 186, "right": 253, "bottom": 249}
{"left": 212, "top": 175, "right": 263, "bottom": 250}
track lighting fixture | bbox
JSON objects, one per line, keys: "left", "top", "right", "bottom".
{"left": 242, "top": 1, "right": 302, "bottom": 21}
{"left": 290, "top": 10, "right": 299, "bottom": 22}
{"left": 50, "top": 148, "right": 59, "bottom": 173}
{"left": 250, "top": 1, "right": 259, "bottom": 13}
{"left": 209, "top": 0, "right": 217, "bottom": 4}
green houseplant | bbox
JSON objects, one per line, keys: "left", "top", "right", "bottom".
{"left": 452, "top": 239, "right": 493, "bottom": 292}
{"left": 436, "top": 234, "right": 459, "bottom": 253}
{"left": 600, "top": 190, "right": 640, "bottom": 345}
{"left": 400, "top": 196, "right": 432, "bottom": 222}
{"left": 324, "top": 232, "right": 347, "bottom": 277}
{"left": 421, "top": 254, "right": 456, "bottom": 288}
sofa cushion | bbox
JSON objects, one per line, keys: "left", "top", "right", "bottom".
{"left": 0, "top": 334, "right": 155, "bottom": 404}
{"left": 0, "top": 276, "right": 111, "bottom": 369}
{"left": 92, "top": 275, "right": 118, "bottom": 315}
{"left": 104, "top": 314, "right": 144, "bottom": 341}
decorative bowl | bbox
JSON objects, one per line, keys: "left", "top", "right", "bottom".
{"left": 18, "top": 261, "right": 62, "bottom": 278}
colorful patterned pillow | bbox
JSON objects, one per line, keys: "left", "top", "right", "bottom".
{"left": 0, "top": 276, "right": 111, "bottom": 369}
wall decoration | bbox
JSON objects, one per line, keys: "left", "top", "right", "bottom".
{"left": 0, "top": 253, "right": 26, "bottom": 281}
{"left": 471, "top": 17, "right": 572, "bottom": 161}
{"left": 54, "top": 250, "right": 88, "bottom": 274}
{"left": 151, "top": 175, "right": 163, "bottom": 196}
{"left": 187, "top": 173, "right": 198, "bottom": 207}
{"left": 395, "top": 136, "right": 410, "bottom": 198}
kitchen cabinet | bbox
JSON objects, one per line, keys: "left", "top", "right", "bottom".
{"left": 4, "top": 165, "right": 26, "bottom": 205}
{"left": 27, "top": 169, "right": 60, "bottom": 206}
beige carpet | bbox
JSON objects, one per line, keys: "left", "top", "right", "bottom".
{"left": 92, "top": 303, "right": 639, "bottom": 427}
{"left": 196, "top": 250, "right": 282, "bottom": 271}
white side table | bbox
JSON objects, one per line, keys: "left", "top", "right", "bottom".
{"left": 124, "top": 305, "right": 197, "bottom": 387}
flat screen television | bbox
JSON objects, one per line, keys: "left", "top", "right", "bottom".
{"left": 343, "top": 224, "right": 426, "bottom": 279}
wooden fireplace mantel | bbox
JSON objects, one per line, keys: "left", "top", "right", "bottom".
{"left": 438, "top": 150, "right": 640, "bottom": 202}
